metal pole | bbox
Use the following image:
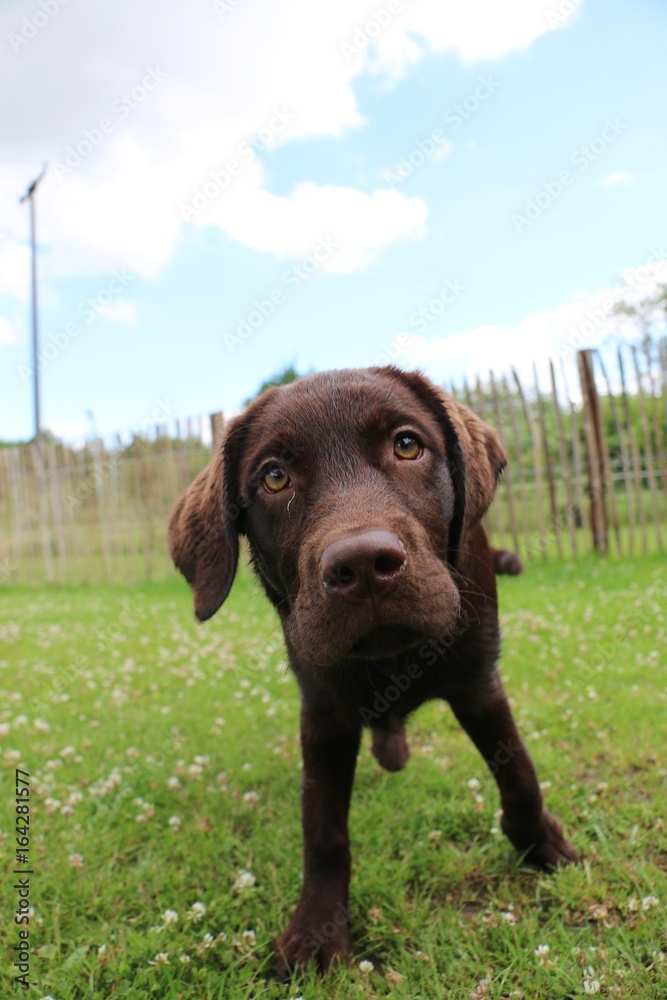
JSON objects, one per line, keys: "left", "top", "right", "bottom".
{"left": 20, "top": 166, "right": 46, "bottom": 447}
{"left": 29, "top": 194, "right": 40, "bottom": 445}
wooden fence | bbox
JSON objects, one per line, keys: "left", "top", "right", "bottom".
{"left": 448, "top": 342, "right": 667, "bottom": 561}
{"left": 1, "top": 343, "right": 666, "bottom": 586}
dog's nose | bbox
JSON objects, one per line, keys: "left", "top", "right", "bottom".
{"left": 320, "top": 530, "right": 407, "bottom": 602}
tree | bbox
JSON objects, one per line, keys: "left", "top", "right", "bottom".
{"left": 245, "top": 365, "right": 304, "bottom": 405}
{"left": 613, "top": 282, "right": 667, "bottom": 333}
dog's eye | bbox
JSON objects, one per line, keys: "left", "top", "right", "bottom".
{"left": 393, "top": 434, "right": 422, "bottom": 460}
{"left": 263, "top": 464, "right": 290, "bottom": 493}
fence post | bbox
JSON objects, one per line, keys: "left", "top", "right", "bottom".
{"left": 210, "top": 412, "right": 225, "bottom": 451}
{"left": 577, "top": 349, "right": 608, "bottom": 554}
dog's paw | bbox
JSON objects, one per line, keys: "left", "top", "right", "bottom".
{"left": 275, "top": 909, "right": 351, "bottom": 980}
{"left": 493, "top": 548, "right": 524, "bottom": 575}
{"left": 505, "top": 809, "right": 577, "bottom": 871}
{"left": 371, "top": 725, "right": 410, "bottom": 772}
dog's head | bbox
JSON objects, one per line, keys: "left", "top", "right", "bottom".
{"left": 169, "top": 367, "right": 505, "bottom": 665}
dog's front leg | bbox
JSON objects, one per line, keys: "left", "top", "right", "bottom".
{"left": 446, "top": 677, "right": 577, "bottom": 870}
{"left": 275, "top": 707, "right": 361, "bottom": 979}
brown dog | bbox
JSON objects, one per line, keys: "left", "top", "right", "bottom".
{"left": 169, "top": 367, "right": 575, "bottom": 976}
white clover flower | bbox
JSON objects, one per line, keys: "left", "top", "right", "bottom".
{"left": 387, "top": 968, "right": 406, "bottom": 984}
{"left": 359, "top": 959, "right": 374, "bottom": 973}
{"left": 69, "top": 853, "right": 84, "bottom": 868}
{"left": 642, "top": 895, "right": 659, "bottom": 910}
{"left": 242, "top": 929, "right": 256, "bottom": 946}
{"left": 168, "top": 815, "right": 181, "bottom": 828}
{"left": 162, "top": 909, "right": 178, "bottom": 925}
{"left": 467, "top": 778, "right": 481, "bottom": 790}
{"left": 583, "top": 979, "right": 600, "bottom": 995}
{"left": 233, "top": 869, "right": 256, "bottom": 891}
{"left": 167, "top": 776, "right": 181, "bottom": 790}
{"left": 149, "top": 952, "right": 170, "bottom": 966}
{"left": 243, "top": 791, "right": 259, "bottom": 806}
{"left": 535, "top": 943, "right": 550, "bottom": 966}
{"left": 186, "top": 901, "right": 206, "bottom": 921}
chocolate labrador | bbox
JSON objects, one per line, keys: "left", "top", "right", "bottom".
{"left": 169, "top": 367, "right": 575, "bottom": 976}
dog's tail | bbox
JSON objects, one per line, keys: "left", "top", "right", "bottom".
{"left": 492, "top": 547, "right": 524, "bottom": 575}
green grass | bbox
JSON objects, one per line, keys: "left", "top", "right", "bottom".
{"left": 1, "top": 553, "right": 666, "bottom": 999}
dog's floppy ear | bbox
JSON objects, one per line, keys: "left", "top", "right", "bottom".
{"left": 169, "top": 415, "right": 247, "bottom": 622}
{"left": 376, "top": 367, "right": 506, "bottom": 564}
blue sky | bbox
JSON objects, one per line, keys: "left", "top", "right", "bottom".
{"left": 1, "top": 0, "right": 665, "bottom": 442}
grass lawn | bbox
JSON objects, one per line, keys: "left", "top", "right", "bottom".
{"left": 1, "top": 552, "right": 666, "bottom": 999}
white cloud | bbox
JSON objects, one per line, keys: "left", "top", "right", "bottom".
{"left": 47, "top": 419, "right": 88, "bottom": 445}
{"left": 199, "top": 170, "right": 428, "bottom": 272}
{"left": 601, "top": 170, "right": 632, "bottom": 188}
{"left": 0, "top": 315, "right": 19, "bottom": 345}
{"left": 392, "top": 252, "right": 667, "bottom": 389}
{"left": 0, "top": 0, "right": 574, "bottom": 289}
{"left": 96, "top": 300, "right": 138, "bottom": 326}
{"left": 0, "top": 232, "right": 30, "bottom": 300}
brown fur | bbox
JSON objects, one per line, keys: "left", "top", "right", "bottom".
{"left": 169, "top": 367, "right": 575, "bottom": 977}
